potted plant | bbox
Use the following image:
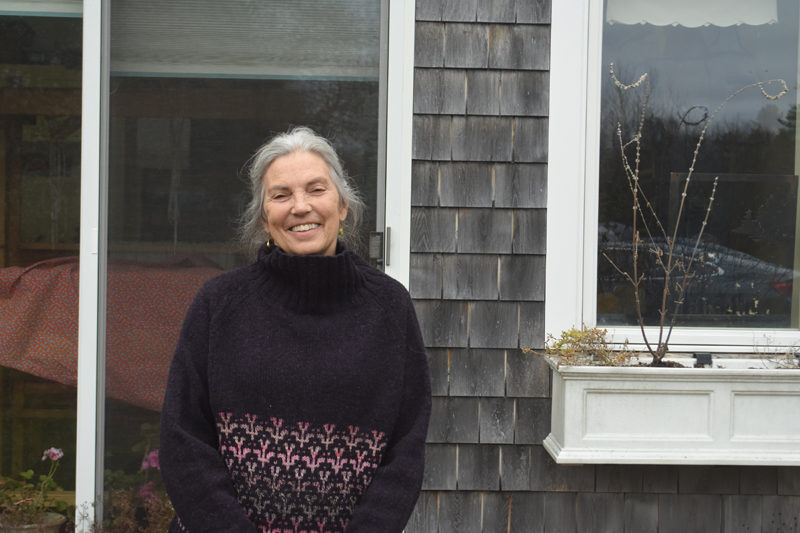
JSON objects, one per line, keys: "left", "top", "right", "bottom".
{"left": 0, "top": 448, "right": 68, "bottom": 532}
{"left": 540, "top": 69, "right": 800, "bottom": 466}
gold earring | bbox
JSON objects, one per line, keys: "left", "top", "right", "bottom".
{"left": 338, "top": 227, "right": 344, "bottom": 237}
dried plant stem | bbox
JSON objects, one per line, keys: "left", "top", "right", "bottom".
{"left": 607, "top": 64, "right": 788, "bottom": 364}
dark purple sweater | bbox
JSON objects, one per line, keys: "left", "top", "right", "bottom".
{"left": 160, "top": 243, "right": 431, "bottom": 532}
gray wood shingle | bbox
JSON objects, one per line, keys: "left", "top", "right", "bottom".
{"left": 500, "top": 444, "right": 533, "bottom": 490}
{"left": 413, "top": 299, "right": 467, "bottom": 347}
{"left": 442, "top": 0, "right": 478, "bottom": 22}
{"left": 449, "top": 348, "right": 506, "bottom": 397}
{"left": 410, "top": 253, "right": 442, "bottom": 299}
{"left": 439, "top": 163, "right": 493, "bottom": 207}
{"left": 519, "top": 301, "right": 545, "bottom": 349}
{"left": 445, "top": 23, "right": 488, "bottom": 68}
{"left": 722, "top": 495, "right": 762, "bottom": 533}
{"left": 494, "top": 163, "right": 547, "bottom": 208}
{"left": 543, "top": 493, "right": 578, "bottom": 533}
{"left": 678, "top": 466, "right": 739, "bottom": 494}
{"left": 515, "top": 0, "right": 551, "bottom": 24}
{"left": 427, "top": 348, "right": 450, "bottom": 396}
{"left": 641, "top": 466, "right": 679, "bottom": 494}
{"left": 482, "top": 492, "right": 512, "bottom": 533}
{"left": 452, "top": 116, "right": 513, "bottom": 162}
{"left": 466, "top": 70, "right": 501, "bottom": 115}
{"left": 740, "top": 466, "right": 777, "bottom": 495}
{"left": 477, "top": 0, "right": 516, "bottom": 23}
{"left": 488, "top": 24, "right": 550, "bottom": 70}
{"left": 404, "top": 491, "right": 438, "bottom": 533}
{"left": 423, "top": 444, "right": 458, "bottom": 490}
{"left": 414, "top": 68, "right": 467, "bottom": 115}
{"left": 458, "top": 208, "right": 513, "bottom": 253}
{"left": 415, "top": 0, "right": 442, "bottom": 21}
{"left": 514, "top": 397, "right": 550, "bottom": 443}
{"left": 443, "top": 254, "right": 498, "bottom": 300}
{"left": 499, "top": 254, "right": 545, "bottom": 301}
{"left": 411, "top": 207, "right": 457, "bottom": 253}
{"left": 479, "top": 398, "right": 515, "bottom": 443}
{"left": 414, "top": 22, "right": 445, "bottom": 67}
{"left": 411, "top": 161, "right": 439, "bottom": 207}
{"left": 658, "top": 495, "right": 722, "bottom": 533}
{"left": 457, "top": 444, "right": 501, "bottom": 490}
{"left": 439, "top": 491, "right": 482, "bottom": 533}
{"left": 778, "top": 467, "right": 800, "bottom": 495}
{"left": 505, "top": 349, "right": 549, "bottom": 397}
{"left": 595, "top": 465, "right": 644, "bottom": 493}
{"left": 509, "top": 492, "right": 545, "bottom": 533}
{"left": 624, "top": 494, "right": 659, "bottom": 533}
{"left": 512, "top": 209, "right": 546, "bottom": 254}
{"left": 427, "top": 397, "right": 479, "bottom": 443}
{"left": 529, "top": 445, "right": 595, "bottom": 492}
{"left": 413, "top": 115, "right": 452, "bottom": 161}
{"left": 513, "top": 117, "right": 549, "bottom": 162}
{"left": 762, "top": 495, "right": 800, "bottom": 533}
{"left": 575, "top": 493, "right": 625, "bottom": 533}
{"left": 500, "top": 71, "right": 549, "bottom": 116}
{"left": 469, "top": 301, "right": 519, "bottom": 349}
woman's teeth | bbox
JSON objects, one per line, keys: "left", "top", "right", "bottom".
{"left": 290, "top": 223, "right": 320, "bottom": 232}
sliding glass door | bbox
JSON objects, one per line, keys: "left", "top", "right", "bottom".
{"left": 100, "top": 1, "right": 387, "bottom": 528}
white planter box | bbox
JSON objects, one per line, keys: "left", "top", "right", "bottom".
{"left": 544, "top": 357, "right": 800, "bottom": 465}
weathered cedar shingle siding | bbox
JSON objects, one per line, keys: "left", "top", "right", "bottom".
{"left": 408, "top": 1, "right": 800, "bottom": 531}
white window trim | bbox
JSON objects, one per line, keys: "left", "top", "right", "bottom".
{"left": 383, "top": 0, "right": 415, "bottom": 288}
{"left": 74, "top": 1, "right": 415, "bottom": 528}
{"left": 545, "top": 0, "right": 800, "bottom": 353}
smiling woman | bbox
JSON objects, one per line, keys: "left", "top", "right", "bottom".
{"left": 159, "top": 128, "right": 430, "bottom": 532}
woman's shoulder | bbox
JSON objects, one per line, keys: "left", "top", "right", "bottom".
{"left": 351, "top": 253, "right": 413, "bottom": 309}
{"left": 194, "top": 262, "right": 262, "bottom": 306}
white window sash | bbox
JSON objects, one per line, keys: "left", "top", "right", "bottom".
{"left": 546, "top": 0, "right": 800, "bottom": 353}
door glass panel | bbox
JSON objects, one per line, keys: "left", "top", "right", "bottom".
{"left": 102, "top": 1, "right": 385, "bottom": 528}
{"left": 597, "top": 0, "right": 800, "bottom": 328}
{"left": 0, "top": 12, "right": 81, "bottom": 516}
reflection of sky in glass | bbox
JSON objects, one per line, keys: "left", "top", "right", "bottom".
{"left": 602, "top": 0, "right": 798, "bottom": 130}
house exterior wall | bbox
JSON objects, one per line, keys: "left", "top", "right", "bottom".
{"left": 405, "top": 1, "right": 800, "bottom": 531}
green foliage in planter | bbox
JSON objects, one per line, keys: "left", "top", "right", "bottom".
{"left": 534, "top": 325, "right": 635, "bottom": 367}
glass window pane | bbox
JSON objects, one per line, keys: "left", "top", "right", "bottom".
{"left": 597, "top": 0, "right": 800, "bottom": 328}
{"left": 0, "top": 13, "right": 81, "bottom": 516}
{"left": 102, "top": 1, "right": 385, "bottom": 527}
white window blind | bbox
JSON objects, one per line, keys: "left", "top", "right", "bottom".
{"left": 0, "top": 0, "right": 81, "bottom": 15}
{"left": 110, "top": 0, "right": 380, "bottom": 79}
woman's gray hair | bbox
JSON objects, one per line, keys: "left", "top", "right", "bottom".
{"left": 239, "top": 126, "right": 365, "bottom": 255}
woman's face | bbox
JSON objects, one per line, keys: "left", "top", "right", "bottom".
{"left": 262, "top": 150, "right": 347, "bottom": 256}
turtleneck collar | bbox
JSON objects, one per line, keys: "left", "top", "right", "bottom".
{"left": 256, "top": 241, "right": 365, "bottom": 314}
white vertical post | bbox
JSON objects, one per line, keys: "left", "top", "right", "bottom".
{"left": 383, "top": 0, "right": 415, "bottom": 287}
{"left": 75, "top": 0, "right": 107, "bottom": 529}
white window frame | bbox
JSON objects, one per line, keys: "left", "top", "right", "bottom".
{"left": 74, "top": 1, "right": 415, "bottom": 529}
{"left": 545, "top": 0, "right": 800, "bottom": 353}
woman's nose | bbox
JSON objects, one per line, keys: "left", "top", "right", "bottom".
{"left": 291, "top": 192, "right": 312, "bottom": 213}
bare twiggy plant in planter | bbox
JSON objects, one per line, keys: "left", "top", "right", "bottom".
{"left": 603, "top": 64, "right": 788, "bottom": 366}
{"left": 540, "top": 69, "right": 800, "bottom": 466}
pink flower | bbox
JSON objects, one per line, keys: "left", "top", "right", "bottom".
{"left": 141, "top": 450, "right": 159, "bottom": 470}
{"left": 41, "top": 447, "right": 64, "bottom": 462}
{"left": 138, "top": 481, "right": 157, "bottom": 501}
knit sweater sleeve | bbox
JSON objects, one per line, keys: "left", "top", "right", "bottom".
{"left": 345, "top": 300, "right": 432, "bottom": 532}
{"left": 160, "top": 285, "right": 258, "bottom": 533}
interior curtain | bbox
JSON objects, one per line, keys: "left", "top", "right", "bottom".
{"left": 606, "top": 0, "right": 778, "bottom": 27}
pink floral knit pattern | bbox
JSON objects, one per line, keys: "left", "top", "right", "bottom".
{"left": 216, "top": 413, "right": 388, "bottom": 533}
